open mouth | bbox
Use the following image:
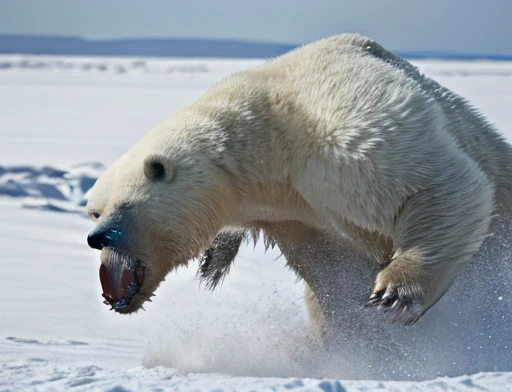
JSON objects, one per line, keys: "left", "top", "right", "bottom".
{"left": 99, "top": 248, "right": 146, "bottom": 312}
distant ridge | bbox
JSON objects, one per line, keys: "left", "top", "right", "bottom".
{"left": 1, "top": 34, "right": 512, "bottom": 61}
{"left": 0, "top": 35, "right": 295, "bottom": 59}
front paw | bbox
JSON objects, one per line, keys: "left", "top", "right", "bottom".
{"left": 365, "top": 264, "right": 426, "bottom": 325}
{"left": 365, "top": 286, "right": 423, "bottom": 325}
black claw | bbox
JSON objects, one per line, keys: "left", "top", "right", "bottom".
{"left": 364, "top": 297, "right": 380, "bottom": 308}
{"left": 365, "top": 288, "right": 424, "bottom": 326}
{"left": 365, "top": 290, "right": 385, "bottom": 306}
{"left": 369, "top": 292, "right": 381, "bottom": 300}
{"left": 380, "top": 292, "right": 398, "bottom": 308}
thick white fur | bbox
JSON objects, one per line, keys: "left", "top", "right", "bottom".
{"left": 88, "top": 34, "right": 512, "bottom": 325}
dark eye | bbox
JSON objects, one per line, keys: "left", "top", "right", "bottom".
{"left": 144, "top": 159, "right": 165, "bottom": 180}
{"left": 91, "top": 212, "right": 100, "bottom": 219}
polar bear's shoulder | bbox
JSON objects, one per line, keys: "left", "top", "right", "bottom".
{"left": 316, "top": 34, "right": 423, "bottom": 80}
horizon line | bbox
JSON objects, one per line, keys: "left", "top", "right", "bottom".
{"left": 1, "top": 33, "right": 511, "bottom": 61}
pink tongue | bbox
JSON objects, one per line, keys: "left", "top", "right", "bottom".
{"left": 99, "top": 263, "right": 134, "bottom": 302}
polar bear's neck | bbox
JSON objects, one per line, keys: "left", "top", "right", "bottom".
{"left": 184, "top": 76, "right": 319, "bottom": 226}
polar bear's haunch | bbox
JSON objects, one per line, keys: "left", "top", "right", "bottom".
{"left": 87, "top": 34, "right": 512, "bottom": 326}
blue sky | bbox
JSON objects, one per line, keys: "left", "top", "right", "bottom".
{"left": 1, "top": 0, "right": 510, "bottom": 55}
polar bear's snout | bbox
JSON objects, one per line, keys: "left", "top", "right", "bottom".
{"left": 87, "top": 209, "right": 153, "bottom": 313}
{"left": 87, "top": 227, "right": 123, "bottom": 250}
{"left": 87, "top": 208, "right": 131, "bottom": 250}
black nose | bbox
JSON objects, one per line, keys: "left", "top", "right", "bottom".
{"left": 87, "top": 228, "right": 123, "bottom": 250}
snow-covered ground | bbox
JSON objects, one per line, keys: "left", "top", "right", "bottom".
{"left": 1, "top": 56, "right": 512, "bottom": 391}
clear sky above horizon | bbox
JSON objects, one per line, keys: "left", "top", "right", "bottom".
{"left": 1, "top": 0, "right": 510, "bottom": 55}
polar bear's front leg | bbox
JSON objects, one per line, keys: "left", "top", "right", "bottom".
{"left": 366, "top": 168, "right": 494, "bottom": 325}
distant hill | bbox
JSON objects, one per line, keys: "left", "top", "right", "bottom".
{"left": 1, "top": 34, "right": 512, "bottom": 60}
{"left": 0, "top": 35, "right": 295, "bottom": 59}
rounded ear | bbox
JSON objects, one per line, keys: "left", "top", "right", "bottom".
{"left": 143, "top": 154, "right": 175, "bottom": 182}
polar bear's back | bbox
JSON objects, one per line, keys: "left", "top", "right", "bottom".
{"left": 336, "top": 34, "right": 512, "bottom": 213}
{"left": 257, "top": 34, "right": 512, "bottom": 215}
{"left": 247, "top": 36, "right": 470, "bottom": 233}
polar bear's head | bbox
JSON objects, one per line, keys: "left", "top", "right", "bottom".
{"left": 86, "top": 116, "right": 238, "bottom": 313}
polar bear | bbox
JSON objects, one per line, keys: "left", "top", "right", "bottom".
{"left": 87, "top": 34, "right": 512, "bottom": 330}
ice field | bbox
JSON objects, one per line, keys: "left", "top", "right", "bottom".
{"left": 1, "top": 56, "right": 512, "bottom": 391}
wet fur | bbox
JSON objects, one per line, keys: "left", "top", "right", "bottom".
{"left": 198, "top": 229, "right": 246, "bottom": 290}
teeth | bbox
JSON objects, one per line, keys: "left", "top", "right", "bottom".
{"left": 101, "top": 249, "right": 148, "bottom": 311}
{"left": 106, "top": 249, "right": 141, "bottom": 271}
